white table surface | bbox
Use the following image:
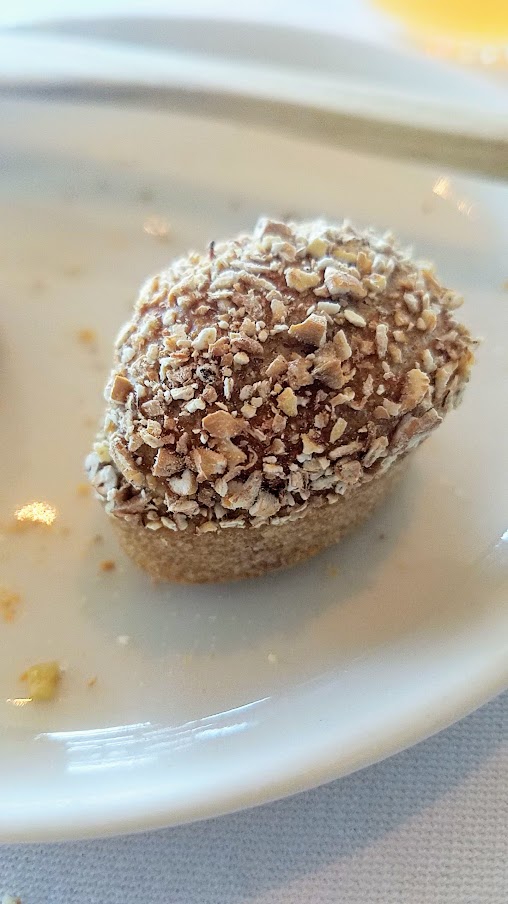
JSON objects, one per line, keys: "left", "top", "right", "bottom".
{"left": 1, "top": 691, "right": 506, "bottom": 903}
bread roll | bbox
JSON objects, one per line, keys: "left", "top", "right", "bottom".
{"left": 86, "top": 218, "right": 476, "bottom": 582}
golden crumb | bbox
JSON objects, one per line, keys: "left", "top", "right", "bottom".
{"left": 20, "top": 661, "right": 61, "bottom": 702}
{"left": 100, "top": 559, "right": 116, "bottom": 572}
{"left": 326, "top": 564, "right": 339, "bottom": 578}
{"left": 76, "top": 327, "right": 97, "bottom": 345}
{"left": 14, "top": 501, "right": 57, "bottom": 527}
{"left": 86, "top": 675, "right": 98, "bottom": 688}
{"left": 2, "top": 894, "right": 22, "bottom": 904}
{"left": 502, "top": 280, "right": 508, "bottom": 291}
{"left": 0, "top": 588, "right": 21, "bottom": 623}
{"left": 76, "top": 483, "right": 91, "bottom": 497}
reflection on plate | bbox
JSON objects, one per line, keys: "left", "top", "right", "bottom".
{"left": 0, "top": 98, "right": 506, "bottom": 841}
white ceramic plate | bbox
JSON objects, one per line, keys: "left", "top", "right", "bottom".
{"left": 0, "top": 98, "right": 507, "bottom": 842}
{"left": 2, "top": 12, "right": 508, "bottom": 140}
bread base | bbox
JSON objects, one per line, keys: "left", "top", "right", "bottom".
{"left": 111, "top": 460, "right": 406, "bottom": 583}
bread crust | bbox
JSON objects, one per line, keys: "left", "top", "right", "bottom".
{"left": 112, "top": 459, "right": 406, "bottom": 583}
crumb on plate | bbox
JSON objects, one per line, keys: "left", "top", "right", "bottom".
{"left": 20, "top": 661, "right": 61, "bottom": 702}
{"left": 100, "top": 559, "right": 116, "bottom": 572}
{"left": 14, "top": 501, "right": 57, "bottom": 527}
{"left": 76, "top": 327, "right": 97, "bottom": 345}
{"left": 0, "top": 588, "right": 21, "bottom": 623}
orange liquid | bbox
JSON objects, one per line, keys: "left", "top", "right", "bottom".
{"left": 374, "top": 0, "right": 508, "bottom": 41}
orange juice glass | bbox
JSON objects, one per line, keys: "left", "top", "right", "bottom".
{"left": 373, "top": 0, "right": 508, "bottom": 64}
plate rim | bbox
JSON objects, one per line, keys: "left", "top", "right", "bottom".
{"left": 2, "top": 13, "right": 508, "bottom": 133}
{"left": 1, "top": 654, "right": 507, "bottom": 842}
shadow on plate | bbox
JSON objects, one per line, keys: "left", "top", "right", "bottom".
{"left": 79, "top": 464, "right": 417, "bottom": 660}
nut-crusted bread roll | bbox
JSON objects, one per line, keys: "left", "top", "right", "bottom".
{"left": 86, "top": 218, "right": 476, "bottom": 582}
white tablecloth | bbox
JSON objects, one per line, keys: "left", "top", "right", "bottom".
{"left": 1, "top": 691, "right": 506, "bottom": 904}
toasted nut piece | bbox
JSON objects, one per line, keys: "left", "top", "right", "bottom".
{"left": 417, "top": 309, "right": 437, "bottom": 332}
{"left": 312, "top": 351, "right": 344, "bottom": 390}
{"left": 217, "top": 438, "right": 247, "bottom": 470}
{"left": 249, "top": 490, "right": 281, "bottom": 519}
{"left": 288, "top": 314, "right": 327, "bottom": 348}
{"left": 192, "top": 326, "right": 217, "bottom": 350}
{"left": 333, "top": 329, "right": 352, "bottom": 361}
{"left": 266, "top": 355, "right": 288, "bottom": 379}
{"left": 110, "top": 374, "right": 133, "bottom": 403}
{"left": 301, "top": 433, "right": 325, "bottom": 455}
{"left": 400, "top": 368, "right": 430, "bottom": 413}
{"left": 286, "top": 356, "right": 314, "bottom": 389}
{"left": 375, "top": 323, "right": 388, "bottom": 359}
{"left": 329, "top": 417, "right": 347, "bottom": 443}
{"left": 202, "top": 410, "right": 246, "bottom": 438}
{"left": 324, "top": 266, "right": 366, "bottom": 298}
{"left": 168, "top": 469, "right": 197, "bottom": 496}
{"left": 285, "top": 268, "right": 320, "bottom": 292}
{"left": 191, "top": 447, "right": 228, "bottom": 479}
{"left": 152, "top": 449, "right": 184, "bottom": 477}
{"left": 306, "top": 235, "right": 328, "bottom": 258}
{"left": 270, "top": 297, "right": 287, "bottom": 322}
{"left": 344, "top": 309, "right": 367, "bottom": 328}
{"left": 231, "top": 335, "right": 264, "bottom": 357}
{"left": 316, "top": 301, "right": 341, "bottom": 317}
{"left": 223, "top": 472, "right": 263, "bottom": 510}
{"left": 363, "top": 435, "right": 388, "bottom": 468}
{"left": 277, "top": 387, "right": 299, "bottom": 417}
